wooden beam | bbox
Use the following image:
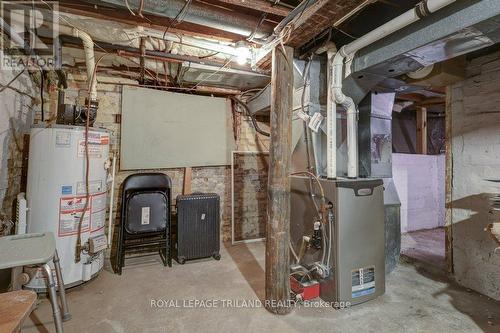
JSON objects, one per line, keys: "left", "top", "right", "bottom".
{"left": 416, "top": 106, "right": 427, "bottom": 154}
{"left": 139, "top": 37, "right": 146, "bottom": 85}
{"left": 256, "top": 0, "right": 368, "bottom": 69}
{"left": 266, "top": 45, "right": 293, "bottom": 314}
{"left": 183, "top": 167, "right": 192, "bottom": 195}
{"left": 214, "top": 0, "right": 291, "bottom": 16}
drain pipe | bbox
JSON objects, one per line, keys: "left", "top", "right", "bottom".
{"left": 72, "top": 28, "right": 97, "bottom": 101}
{"left": 332, "top": 0, "right": 456, "bottom": 178}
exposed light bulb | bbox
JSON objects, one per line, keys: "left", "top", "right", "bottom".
{"left": 236, "top": 54, "right": 248, "bottom": 65}
{"left": 235, "top": 41, "right": 250, "bottom": 65}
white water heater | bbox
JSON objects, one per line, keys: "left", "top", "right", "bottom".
{"left": 26, "top": 125, "right": 110, "bottom": 289}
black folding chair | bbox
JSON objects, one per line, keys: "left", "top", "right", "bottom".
{"left": 115, "top": 173, "right": 172, "bottom": 275}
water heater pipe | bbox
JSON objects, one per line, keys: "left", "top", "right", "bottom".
{"left": 332, "top": 0, "right": 456, "bottom": 178}
{"left": 72, "top": 28, "right": 97, "bottom": 101}
{"left": 107, "top": 153, "right": 117, "bottom": 248}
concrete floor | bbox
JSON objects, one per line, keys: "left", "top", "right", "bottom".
{"left": 24, "top": 241, "right": 500, "bottom": 333}
{"left": 401, "top": 227, "right": 446, "bottom": 271}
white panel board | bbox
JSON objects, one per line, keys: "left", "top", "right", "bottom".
{"left": 121, "top": 86, "right": 233, "bottom": 170}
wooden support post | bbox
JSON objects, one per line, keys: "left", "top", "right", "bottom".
{"left": 416, "top": 106, "right": 427, "bottom": 154}
{"left": 183, "top": 167, "right": 192, "bottom": 195}
{"left": 139, "top": 37, "right": 146, "bottom": 85}
{"left": 265, "top": 45, "right": 293, "bottom": 314}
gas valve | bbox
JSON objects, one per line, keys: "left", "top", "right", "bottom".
{"left": 311, "top": 220, "right": 322, "bottom": 249}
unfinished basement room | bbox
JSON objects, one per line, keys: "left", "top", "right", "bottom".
{"left": 1, "top": 0, "right": 500, "bottom": 332}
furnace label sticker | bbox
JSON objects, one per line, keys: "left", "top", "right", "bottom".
{"left": 58, "top": 195, "right": 91, "bottom": 237}
{"left": 351, "top": 266, "right": 375, "bottom": 298}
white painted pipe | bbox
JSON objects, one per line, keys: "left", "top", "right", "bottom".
{"left": 326, "top": 48, "right": 337, "bottom": 179}
{"left": 332, "top": 51, "right": 358, "bottom": 178}
{"left": 343, "top": 0, "right": 455, "bottom": 56}
{"left": 72, "top": 28, "right": 98, "bottom": 101}
{"left": 107, "top": 153, "right": 117, "bottom": 248}
{"left": 333, "top": 0, "right": 456, "bottom": 178}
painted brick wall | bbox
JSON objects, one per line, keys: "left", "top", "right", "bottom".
{"left": 449, "top": 51, "right": 500, "bottom": 300}
{"left": 392, "top": 153, "right": 445, "bottom": 233}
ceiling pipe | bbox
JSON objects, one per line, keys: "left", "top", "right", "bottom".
{"left": 333, "top": 0, "right": 457, "bottom": 178}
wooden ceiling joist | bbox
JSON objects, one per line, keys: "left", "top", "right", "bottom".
{"left": 285, "top": 0, "right": 368, "bottom": 48}
{"left": 213, "top": 0, "right": 291, "bottom": 16}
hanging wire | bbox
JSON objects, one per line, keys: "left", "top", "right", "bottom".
{"left": 163, "top": 0, "right": 193, "bottom": 40}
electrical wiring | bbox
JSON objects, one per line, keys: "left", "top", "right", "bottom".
{"left": 289, "top": 239, "right": 299, "bottom": 263}
{"left": 163, "top": 0, "right": 193, "bottom": 40}
{"left": 230, "top": 96, "right": 270, "bottom": 137}
{"left": 198, "top": 51, "right": 220, "bottom": 59}
{"left": 247, "top": 13, "right": 268, "bottom": 42}
{"left": 124, "top": 0, "right": 136, "bottom": 16}
{"left": 289, "top": 171, "right": 326, "bottom": 209}
{"left": 244, "top": 82, "right": 270, "bottom": 103}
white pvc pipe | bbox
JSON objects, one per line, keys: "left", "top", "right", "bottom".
{"left": 333, "top": 0, "right": 456, "bottom": 178}
{"left": 107, "top": 153, "right": 117, "bottom": 247}
{"left": 343, "top": 0, "right": 455, "bottom": 56}
{"left": 72, "top": 28, "right": 98, "bottom": 101}
{"left": 332, "top": 51, "right": 358, "bottom": 178}
{"left": 326, "top": 48, "right": 337, "bottom": 179}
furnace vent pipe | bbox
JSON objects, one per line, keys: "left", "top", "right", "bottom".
{"left": 72, "top": 28, "right": 97, "bottom": 101}
{"left": 332, "top": 0, "right": 456, "bottom": 178}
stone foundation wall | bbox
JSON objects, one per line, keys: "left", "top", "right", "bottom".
{"left": 36, "top": 69, "right": 269, "bottom": 244}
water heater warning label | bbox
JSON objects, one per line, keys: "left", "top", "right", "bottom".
{"left": 59, "top": 195, "right": 90, "bottom": 236}
{"left": 77, "top": 140, "right": 103, "bottom": 158}
{"left": 352, "top": 266, "right": 375, "bottom": 298}
{"left": 59, "top": 192, "right": 107, "bottom": 237}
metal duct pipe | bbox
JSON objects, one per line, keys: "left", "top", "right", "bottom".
{"left": 90, "top": 0, "right": 274, "bottom": 40}
{"left": 72, "top": 28, "right": 97, "bottom": 101}
{"left": 326, "top": 47, "right": 337, "bottom": 179}
{"left": 333, "top": 0, "right": 456, "bottom": 178}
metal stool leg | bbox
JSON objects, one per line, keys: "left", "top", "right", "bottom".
{"left": 53, "top": 251, "right": 71, "bottom": 321}
{"left": 42, "top": 264, "right": 64, "bottom": 333}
